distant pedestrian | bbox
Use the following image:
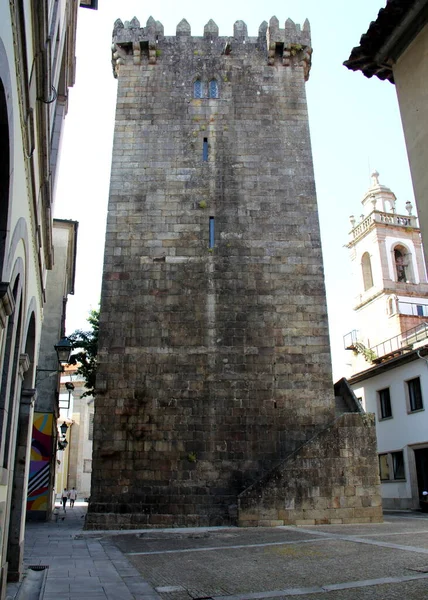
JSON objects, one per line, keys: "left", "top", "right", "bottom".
{"left": 61, "top": 488, "right": 68, "bottom": 511}
{"left": 69, "top": 487, "right": 77, "bottom": 508}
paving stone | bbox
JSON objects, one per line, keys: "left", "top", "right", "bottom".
{"left": 6, "top": 502, "right": 160, "bottom": 600}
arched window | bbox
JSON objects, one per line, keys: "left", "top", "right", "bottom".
{"left": 208, "top": 79, "right": 218, "bottom": 99}
{"left": 193, "top": 79, "right": 203, "bottom": 99}
{"left": 394, "top": 245, "right": 413, "bottom": 283}
{"left": 387, "top": 297, "right": 395, "bottom": 316}
{"left": 361, "top": 252, "right": 373, "bottom": 291}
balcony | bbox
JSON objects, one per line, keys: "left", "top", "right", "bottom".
{"left": 344, "top": 322, "right": 428, "bottom": 365}
{"left": 369, "top": 322, "right": 428, "bottom": 363}
{"left": 348, "top": 210, "right": 418, "bottom": 246}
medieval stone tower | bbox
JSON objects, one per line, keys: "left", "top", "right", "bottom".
{"left": 87, "top": 16, "right": 382, "bottom": 529}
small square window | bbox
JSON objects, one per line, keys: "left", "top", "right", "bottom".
{"left": 379, "top": 451, "right": 405, "bottom": 482}
{"left": 378, "top": 388, "right": 392, "bottom": 419}
{"left": 407, "top": 377, "right": 423, "bottom": 412}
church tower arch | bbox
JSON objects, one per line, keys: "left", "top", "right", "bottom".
{"left": 393, "top": 243, "right": 414, "bottom": 283}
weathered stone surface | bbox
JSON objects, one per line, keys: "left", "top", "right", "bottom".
{"left": 88, "top": 16, "right": 381, "bottom": 530}
{"left": 204, "top": 19, "right": 219, "bottom": 38}
{"left": 233, "top": 20, "right": 247, "bottom": 40}
{"left": 238, "top": 412, "right": 383, "bottom": 526}
{"left": 176, "top": 18, "right": 191, "bottom": 36}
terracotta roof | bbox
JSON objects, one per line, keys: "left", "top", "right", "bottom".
{"left": 344, "top": 0, "right": 428, "bottom": 83}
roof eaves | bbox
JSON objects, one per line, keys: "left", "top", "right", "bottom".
{"left": 348, "top": 343, "right": 428, "bottom": 384}
{"left": 344, "top": 0, "right": 428, "bottom": 83}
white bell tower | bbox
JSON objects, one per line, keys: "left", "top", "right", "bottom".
{"left": 345, "top": 171, "right": 428, "bottom": 370}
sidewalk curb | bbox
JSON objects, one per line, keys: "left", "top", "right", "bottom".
{"left": 6, "top": 502, "right": 161, "bottom": 600}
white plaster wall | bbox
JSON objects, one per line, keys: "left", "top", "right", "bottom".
{"left": 60, "top": 376, "right": 93, "bottom": 499}
{"left": 351, "top": 357, "right": 428, "bottom": 504}
{"left": 395, "top": 23, "right": 428, "bottom": 268}
{"left": 0, "top": 7, "right": 44, "bottom": 328}
{"left": 355, "top": 295, "right": 401, "bottom": 349}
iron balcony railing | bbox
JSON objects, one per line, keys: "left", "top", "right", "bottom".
{"left": 369, "top": 322, "right": 428, "bottom": 361}
{"left": 344, "top": 322, "right": 428, "bottom": 363}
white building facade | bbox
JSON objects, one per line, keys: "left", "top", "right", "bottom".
{"left": 351, "top": 352, "right": 428, "bottom": 509}
{"left": 58, "top": 365, "right": 94, "bottom": 501}
{"left": 0, "top": 1, "right": 96, "bottom": 594}
{"left": 345, "top": 172, "right": 428, "bottom": 510}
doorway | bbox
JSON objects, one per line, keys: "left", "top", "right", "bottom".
{"left": 414, "top": 448, "right": 428, "bottom": 496}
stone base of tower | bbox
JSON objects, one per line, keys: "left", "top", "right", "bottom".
{"left": 85, "top": 413, "right": 382, "bottom": 530}
{"left": 85, "top": 510, "right": 232, "bottom": 531}
{"left": 238, "top": 412, "right": 383, "bottom": 526}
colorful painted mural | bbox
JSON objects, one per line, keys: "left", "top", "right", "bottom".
{"left": 27, "top": 412, "right": 53, "bottom": 512}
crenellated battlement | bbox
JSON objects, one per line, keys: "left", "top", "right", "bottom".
{"left": 111, "top": 15, "right": 312, "bottom": 80}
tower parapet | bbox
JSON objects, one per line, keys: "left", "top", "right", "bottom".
{"left": 111, "top": 15, "right": 312, "bottom": 80}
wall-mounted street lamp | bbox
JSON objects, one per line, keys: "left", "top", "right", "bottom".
{"left": 54, "top": 337, "right": 73, "bottom": 367}
{"left": 60, "top": 381, "right": 75, "bottom": 410}
{"left": 58, "top": 421, "right": 69, "bottom": 451}
{"left": 34, "top": 337, "right": 73, "bottom": 450}
{"left": 36, "top": 337, "right": 73, "bottom": 377}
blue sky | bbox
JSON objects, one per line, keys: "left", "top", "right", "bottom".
{"left": 55, "top": 1, "right": 413, "bottom": 379}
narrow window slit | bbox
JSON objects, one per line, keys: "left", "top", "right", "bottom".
{"left": 209, "top": 217, "right": 215, "bottom": 248}
{"left": 203, "top": 138, "right": 208, "bottom": 162}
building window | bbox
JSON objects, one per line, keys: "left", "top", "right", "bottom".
{"left": 379, "top": 451, "right": 405, "bottom": 481}
{"left": 83, "top": 459, "right": 92, "bottom": 473}
{"left": 88, "top": 413, "right": 94, "bottom": 440}
{"left": 208, "top": 79, "right": 218, "bottom": 98}
{"left": 361, "top": 252, "right": 373, "bottom": 291}
{"left": 203, "top": 138, "right": 208, "bottom": 162}
{"left": 377, "top": 388, "right": 392, "bottom": 419}
{"left": 379, "top": 454, "right": 390, "bottom": 480}
{"left": 209, "top": 217, "right": 215, "bottom": 249}
{"left": 407, "top": 377, "right": 423, "bottom": 412}
{"left": 392, "top": 451, "right": 405, "bottom": 479}
{"left": 194, "top": 79, "right": 203, "bottom": 98}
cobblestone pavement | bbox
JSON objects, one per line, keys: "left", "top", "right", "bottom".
{"left": 7, "top": 508, "right": 428, "bottom": 599}
{"left": 106, "top": 512, "right": 428, "bottom": 599}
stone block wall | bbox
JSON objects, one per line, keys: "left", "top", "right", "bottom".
{"left": 238, "top": 413, "right": 383, "bottom": 526}
{"left": 86, "top": 17, "right": 380, "bottom": 529}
